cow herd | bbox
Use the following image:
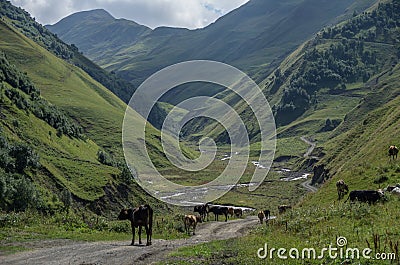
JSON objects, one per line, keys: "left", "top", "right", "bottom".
{"left": 184, "top": 204, "right": 245, "bottom": 235}
{"left": 117, "top": 145, "right": 399, "bottom": 246}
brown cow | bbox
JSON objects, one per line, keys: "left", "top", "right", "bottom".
{"left": 278, "top": 205, "right": 292, "bottom": 214}
{"left": 336, "top": 179, "right": 349, "bottom": 200}
{"left": 389, "top": 146, "right": 399, "bottom": 159}
{"left": 118, "top": 205, "right": 153, "bottom": 246}
{"left": 234, "top": 208, "right": 243, "bottom": 218}
{"left": 228, "top": 207, "right": 234, "bottom": 218}
{"left": 257, "top": 211, "right": 265, "bottom": 224}
{"left": 184, "top": 214, "right": 202, "bottom": 235}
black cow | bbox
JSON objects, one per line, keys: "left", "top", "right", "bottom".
{"left": 234, "top": 208, "right": 243, "bottom": 217}
{"left": 263, "top": 210, "right": 271, "bottom": 220}
{"left": 389, "top": 146, "right": 399, "bottom": 160}
{"left": 194, "top": 203, "right": 209, "bottom": 221}
{"left": 346, "top": 190, "right": 384, "bottom": 204}
{"left": 208, "top": 205, "right": 228, "bottom": 222}
{"left": 118, "top": 204, "right": 153, "bottom": 246}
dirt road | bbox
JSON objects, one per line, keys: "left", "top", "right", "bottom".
{"left": 301, "top": 179, "right": 318, "bottom": 192}
{"left": 300, "top": 136, "right": 316, "bottom": 158}
{"left": 2, "top": 216, "right": 259, "bottom": 265}
{"left": 300, "top": 136, "right": 318, "bottom": 193}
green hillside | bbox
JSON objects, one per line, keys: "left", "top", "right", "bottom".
{"left": 184, "top": 0, "right": 395, "bottom": 153}
{"left": 0, "top": 19, "right": 115, "bottom": 204}
{"left": 0, "top": 0, "right": 136, "bottom": 103}
{"left": 0, "top": 10, "right": 177, "bottom": 214}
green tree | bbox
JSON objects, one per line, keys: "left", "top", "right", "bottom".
{"left": 60, "top": 188, "right": 72, "bottom": 213}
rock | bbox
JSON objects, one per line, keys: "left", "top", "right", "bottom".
{"left": 312, "top": 164, "right": 328, "bottom": 185}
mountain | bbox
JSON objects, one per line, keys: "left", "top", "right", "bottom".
{"left": 46, "top": 9, "right": 151, "bottom": 65}
{"left": 48, "top": 0, "right": 377, "bottom": 105}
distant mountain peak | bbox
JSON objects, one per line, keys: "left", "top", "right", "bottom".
{"left": 82, "top": 9, "right": 114, "bottom": 19}
{"left": 51, "top": 9, "right": 115, "bottom": 26}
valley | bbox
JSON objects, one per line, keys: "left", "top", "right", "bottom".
{"left": 1, "top": 0, "right": 400, "bottom": 264}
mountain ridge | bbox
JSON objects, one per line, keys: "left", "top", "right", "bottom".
{"left": 48, "top": 0, "right": 377, "bottom": 107}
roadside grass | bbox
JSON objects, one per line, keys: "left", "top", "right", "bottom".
{"left": 162, "top": 199, "right": 400, "bottom": 265}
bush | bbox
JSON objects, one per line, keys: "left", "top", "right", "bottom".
{"left": 97, "top": 150, "right": 116, "bottom": 166}
{"left": 0, "top": 172, "right": 43, "bottom": 212}
{"left": 373, "top": 175, "right": 389, "bottom": 184}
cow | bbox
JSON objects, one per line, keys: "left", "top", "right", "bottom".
{"left": 257, "top": 211, "right": 265, "bottom": 224}
{"left": 118, "top": 204, "right": 153, "bottom": 246}
{"left": 194, "top": 203, "right": 209, "bottom": 221}
{"left": 389, "top": 146, "right": 399, "bottom": 159}
{"left": 207, "top": 205, "right": 229, "bottom": 222}
{"left": 228, "top": 207, "right": 234, "bottom": 218}
{"left": 345, "top": 190, "right": 385, "bottom": 204}
{"left": 184, "top": 214, "right": 202, "bottom": 235}
{"left": 278, "top": 205, "right": 292, "bottom": 214}
{"left": 263, "top": 210, "right": 271, "bottom": 220}
{"left": 336, "top": 179, "right": 349, "bottom": 200}
{"left": 234, "top": 208, "right": 243, "bottom": 218}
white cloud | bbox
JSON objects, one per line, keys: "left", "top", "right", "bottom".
{"left": 9, "top": 0, "right": 249, "bottom": 29}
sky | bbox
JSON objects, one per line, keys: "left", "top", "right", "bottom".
{"left": 9, "top": 0, "right": 250, "bottom": 29}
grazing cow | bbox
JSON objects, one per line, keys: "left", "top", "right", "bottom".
{"left": 208, "top": 205, "right": 229, "bottom": 222}
{"left": 184, "top": 215, "right": 202, "bottom": 235}
{"left": 194, "top": 203, "right": 209, "bottom": 221}
{"left": 389, "top": 146, "right": 399, "bottom": 159}
{"left": 336, "top": 179, "right": 349, "bottom": 200}
{"left": 263, "top": 210, "right": 271, "bottom": 220}
{"left": 257, "top": 211, "right": 265, "bottom": 224}
{"left": 118, "top": 205, "right": 153, "bottom": 246}
{"left": 278, "top": 205, "right": 292, "bottom": 214}
{"left": 234, "top": 208, "right": 243, "bottom": 218}
{"left": 391, "top": 187, "right": 400, "bottom": 196}
{"left": 228, "top": 207, "right": 234, "bottom": 218}
{"left": 345, "top": 190, "right": 385, "bottom": 204}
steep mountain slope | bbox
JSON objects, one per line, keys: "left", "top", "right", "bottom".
{"left": 184, "top": 0, "right": 395, "bottom": 148}
{"left": 0, "top": 8, "right": 173, "bottom": 213}
{"left": 48, "top": 0, "right": 377, "bottom": 105}
{"left": 0, "top": 0, "right": 135, "bottom": 103}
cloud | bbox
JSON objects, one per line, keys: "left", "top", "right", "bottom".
{"left": 9, "top": 0, "right": 249, "bottom": 29}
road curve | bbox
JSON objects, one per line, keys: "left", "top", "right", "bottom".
{"left": 301, "top": 179, "right": 318, "bottom": 193}
{"left": 300, "top": 136, "right": 318, "bottom": 193}
{"left": 300, "top": 136, "right": 316, "bottom": 158}
{"left": 2, "top": 216, "right": 259, "bottom": 265}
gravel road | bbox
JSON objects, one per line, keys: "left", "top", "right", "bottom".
{"left": 2, "top": 216, "right": 259, "bottom": 265}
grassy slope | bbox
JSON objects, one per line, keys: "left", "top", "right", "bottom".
{"left": 0, "top": 19, "right": 174, "bottom": 203}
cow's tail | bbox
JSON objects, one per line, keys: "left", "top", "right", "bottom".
{"left": 344, "top": 194, "right": 350, "bottom": 203}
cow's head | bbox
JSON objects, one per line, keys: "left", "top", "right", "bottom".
{"left": 118, "top": 208, "right": 130, "bottom": 220}
{"left": 378, "top": 189, "right": 387, "bottom": 199}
